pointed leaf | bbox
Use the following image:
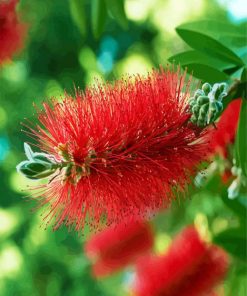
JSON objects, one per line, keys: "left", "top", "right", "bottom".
{"left": 235, "top": 98, "right": 247, "bottom": 176}
{"left": 105, "top": 0, "right": 128, "bottom": 29}
{"left": 176, "top": 27, "right": 244, "bottom": 66}
{"left": 214, "top": 227, "right": 247, "bottom": 261}
{"left": 176, "top": 20, "right": 246, "bottom": 49}
{"left": 180, "top": 63, "right": 229, "bottom": 83}
{"left": 169, "top": 50, "right": 235, "bottom": 70}
{"left": 91, "top": 0, "right": 107, "bottom": 38}
{"left": 24, "top": 143, "right": 34, "bottom": 161}
{"left": 70, "top": 0, "right": 86, "bottom": 36}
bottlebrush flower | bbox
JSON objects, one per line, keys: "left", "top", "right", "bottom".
{"left": 132, "top": 226, "right": 229, "bottom": 296}
{"left": 211, "top": 98, "right": 242, "bottom": 158}
{"left": 85, "top": 220, "right": 154, "bottom": 277}
{"left": 19, "top": 67, "right": 210, "bottom": 231}
{"left": 0, "top": 0, "right": 27, "bottom": 65}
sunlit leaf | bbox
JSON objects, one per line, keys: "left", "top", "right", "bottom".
{"left": 180, "top": 63, "right": 229, "bottom": 83}
{"left": 221, "top": 190, "right": 247, "bottom": 221}
{"left": 105, "top": 0, "right": 128, "bottom": 29}
{"left": 91, "top": 0, "right": 107, "bottom": 38}
{"left": 169, "top": 50, "right": 235, "bottom": 70}
{"left": 70, "top": 0, "right": 86, "bottom": 36}
{"left": 235, "top": 98, "right": 247, "bottom": 176}
{"left": 214, "top": 227, "right": 247, "bottom": 261}
{"left": 176, "top": 27, "right": 244, "bottom": 66}
{"left": 176, "top": 20, "right": 246, "bottom": 49}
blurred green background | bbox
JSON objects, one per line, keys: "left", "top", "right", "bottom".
{"left": 0, "top": 0, "right": 246, "bottom": 295}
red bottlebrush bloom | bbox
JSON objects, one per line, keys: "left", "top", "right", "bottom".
{"left": 211, "top": 98, "right": 242, "bottom": 158}
{"left": 21, "top": 67, "right": 210, "bottom": 231}
{"left": 132, "top": 226, "right": 229, "bottom": 296}
{"left": 85, "top": 220, "right": 154, "bottom": 277}
{"left": 0, "top": 0, "right": 27, "bottom": 65}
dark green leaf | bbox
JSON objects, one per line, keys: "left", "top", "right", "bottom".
{"left": 221, "top": 189, "right": 247, "bottom": 221}
{"left": 214, "top": 227, "right": 247, "bottom": 261}
{"left": 235, "top": 98, "right": 247, "bottom": 176}
{"left": 241, "top": 67, "right": 247, "bottom": 82}
{"left": 176, "top": 20, "right": 246, "bottom": 49}
{"left": 179, "top": 63, "right": 229, "bottom": 83}
{"left": 176, "top": 27, "right": 244, "bottom": 66}
{"left": 105, "top": 0, "right": 128, "bottom": 29}
{"left": 168, "top": 50, "right": 235, "bottom": 71}
{"left": 70, "top": 0, "right": 86, "bottom": 36}
{"left": 91, "top": 0, "right": 107, "bottom": 38}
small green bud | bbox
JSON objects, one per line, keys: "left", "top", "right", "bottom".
{"left": 214, "top": 85, "right": 222, "bottom": 100}
{"left": 199, "top": 105, "right": 208, "bottom": 118}
{"left": 190, "top": 114, "right": 197, "bottom": 123}
{"left": 197, "top": 96, "right": 209, "bottom": 105}
{"left": 189, "top": 82, "right": 228, "bottom": 127}
{"left": 192, "top": 104, "right": 200, "bottom": 115}
{"left": 219, "top": 83, "right": 227, "bottom": 93}
{"left": 202, "top": 83, "right": 212, "bottom": 95}
{"left": 17, "top": 143, "right": 59, "bottom": 180}
{"left": 194, "top": 89, "right": 204, "bottom": 99}
{"left": 215, "top": 101, "right": 223, "bottom": 113}
{"left": 188, "top": 98, "right": 196, "bottom": 107}
{"left": 210, "top": 101, "right": 217, "bottom": 112}
{"left": 17, "top": 160, "right": 57, "bottom": 180}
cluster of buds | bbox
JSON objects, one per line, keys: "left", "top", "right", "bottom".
{"left": 189, "top": 82, "right": 227, "bottom": 127}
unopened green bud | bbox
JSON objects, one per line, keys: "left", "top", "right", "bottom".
{"left": 16, "top": 143, "right": 59, "bottom": 180}
{"left": 194, "top": 89, "right": 205, "bottom": 99}
{"left": 202, "top": 83, "right": 212, "bottom": 95}
{"left": 188, "top": 98, "right": 196, "bottom": 107}
{"left": 192, "top": 104, "right": 200, "bottom": 115}
{"left": 197, "top": 96, "right": 209, "bottom": 105}
{"left": 189, "top": 82, "right": 228, "bottom": 127}
{"left": 17, "top": 160, "right": 57, "bottom": 180}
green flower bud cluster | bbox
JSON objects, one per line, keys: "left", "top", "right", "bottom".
{"left": 16, "top": 143, "right": 60, "bottom": 180}
{"left": 189, "top": 82, "right": 228, "bottom": 127}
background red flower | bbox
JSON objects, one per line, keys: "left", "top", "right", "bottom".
{"left": 132, "top": 226, "right": 229, "bottom": 296}
{"left": 0, "top": 0, "right": 27, "bottom": 64}
{"left": 85, "top": 220, "right": 154, "bottom": 277}
{"left": 210, "top": 98, "right": 242, "bottom": 158}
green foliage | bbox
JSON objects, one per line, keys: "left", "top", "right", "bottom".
{"left": 91, "top": 0, "right": 107, "bottom": 38}
{"left": 169, "top": 20, "right": 246, "bottom": 83}
{"left": 214, "top": 226, "right": 247, "bottom": 261}
{"left": 69, "top": 0, "right": 128, "bottom": 38}
{"left": 70, "top": 0, "right": 86, "bottom": 36}
{"left": 189, "top": 82, "right": 226, "bottom": 126}
{"left": 105, "top": 0, "right": 128, "bottom": 29}
{"left": 235, "top": 99, "right": 247, "bottom": 177}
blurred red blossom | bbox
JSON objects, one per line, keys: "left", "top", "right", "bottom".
{"left": 24, "top": 67, "right": 211, "bottom": 231}
{"left": 211, "top": 98, "right": 242, "bottom": 158}
{"left": 132, "top": 226, "right": 229, "bottom": 296}
{"left": 0, "top": 0, "right": 27, "bottom": 64}
{"left": 85, "top": 220, "right": 154, "bottom": 277}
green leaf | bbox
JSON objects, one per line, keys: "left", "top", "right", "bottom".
{"left": 176, "top": 26, "right": 244, "bottom": 66}
{"left": 221, "top": 189, "right": 247, "bottom": 221}
{"left": 168, "top": 50, "right": 235, "bottom": 71}
{"left": 214, "top": 227, "right": 247, "bottom": 261}
{"left": 241, "top": 67, "right": 247, "bottom": 82}
{"left": 105, "top": 0, "right": 128, "bottom": 29}
{"left": 176, "top": 20, "right": 246, "bottom": 49}
{"left": 235, "top": 98, "right": 247, "bottom": 176}
{"left": 180, "top": 63, "right": 229, "bottom": 83}
{"left": 91, "top": 0, "right": 107, "bottom": 38}
{"left": 70, "top": 0, "right": 86, "bottom": 36}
